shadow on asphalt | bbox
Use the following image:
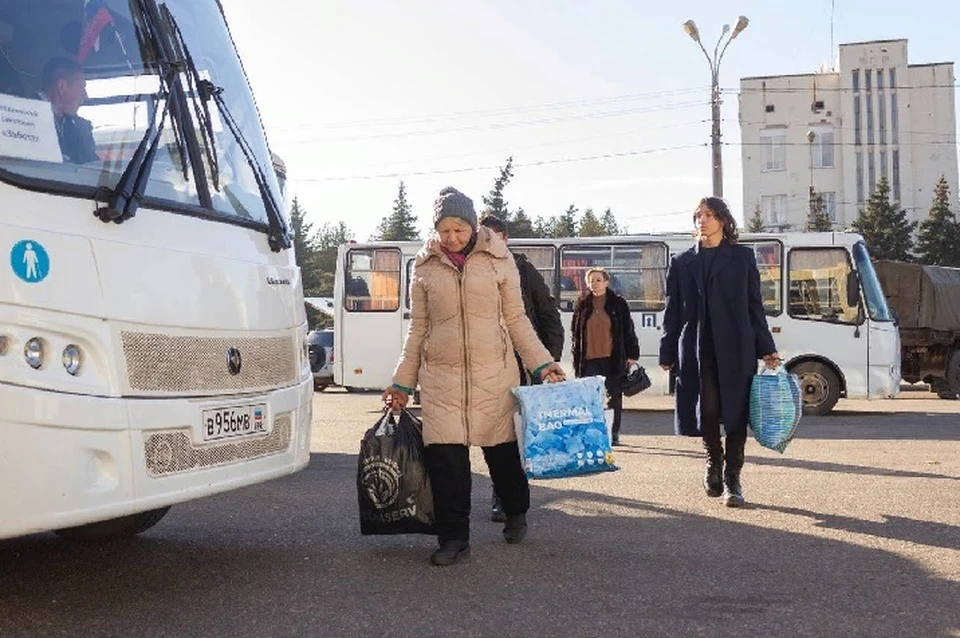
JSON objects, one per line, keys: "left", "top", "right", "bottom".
{"left": 1, "top": 451, "right": 957, "bottom": 637}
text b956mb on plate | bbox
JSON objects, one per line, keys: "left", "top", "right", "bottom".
{"left": 202, "top": 404, "right": 269, "bottom": 442}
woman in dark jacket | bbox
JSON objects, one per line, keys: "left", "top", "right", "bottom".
{"left": 571, "top": 267, "right": 640, "bottom": 446}
{"left": 658, "top": 197, "right": 780, "bottom": 507}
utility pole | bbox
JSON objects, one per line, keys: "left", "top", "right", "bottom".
{"left": 683, "top": 16, "right": 750, "bottom": 199}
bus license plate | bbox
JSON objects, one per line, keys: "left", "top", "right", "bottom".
{"left": 202, "top": 404, "right": 269, "bottom": 442}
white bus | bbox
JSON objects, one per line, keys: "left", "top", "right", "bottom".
{"left": 334, "top": 232, "right": 900, "bottom": 415}
{"left": 0, "top": 0, "right": 312, "bottom": 541}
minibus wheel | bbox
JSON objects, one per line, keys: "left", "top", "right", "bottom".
{"left": 789, "top": 361, "right": 840, "bottom": 416}
{"left": 54, "top": 507, "right": 172, "bottom": 541}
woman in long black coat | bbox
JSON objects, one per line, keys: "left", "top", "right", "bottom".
{"left": 658, "top": 197, "right": 780, "bottom": 507}
{"left": 571, "top": 267, "right": 640, "bottom": 446}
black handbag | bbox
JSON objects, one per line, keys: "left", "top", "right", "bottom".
{"left": 621, "top": 363, "right": 652, "bottom": 397}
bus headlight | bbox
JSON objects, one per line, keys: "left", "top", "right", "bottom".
{"left": 24, "top": 337, "right": 44, "bottom": 369}
{"left": 62, "top": 344, "right": 82, "bottom": 375}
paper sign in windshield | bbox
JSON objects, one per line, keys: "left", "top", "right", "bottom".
{"left": 0, "top": 94, "right": 63, "bottom": 163}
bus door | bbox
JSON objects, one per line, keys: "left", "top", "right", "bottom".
{"left": 783, "top": 246, "right": 867, "bottom": 408}
{"left": 508, "top": 243, "right": 562, "bottom": 362}
{"left": 401, "top": 256, "right": 416, "bottom": 343}
{"left": 339, "top": 247, "right": 404, "bottom": 390}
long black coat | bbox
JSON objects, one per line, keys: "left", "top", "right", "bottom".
{"left": 571, "top": 290, "right": 640, "bottom": 377}
{"left": 515, "top": 253, "right": 564, "bottom": 361}
{"left": 658, "top": 242, "right": 777, "bottom": 436}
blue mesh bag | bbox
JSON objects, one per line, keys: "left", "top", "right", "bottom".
{"left": 749, "top": 367, "right": 802, "bottom": 453}
{"left": 512, "top": 376, "right": 618, "bottom": 479}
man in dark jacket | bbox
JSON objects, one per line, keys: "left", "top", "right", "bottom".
{"left": 481, "top": 214, "right": 564, "bottom": 520}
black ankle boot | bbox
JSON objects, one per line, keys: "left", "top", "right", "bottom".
{"left": 430, "top": 540, "right": 471, "bottom": 566}
{"left": 722, "top": 470, "right": 744, "bottom": 507}
{"left": 704, "top": 458, "right": 723, "bottom": 497}
{"left": 490, "top": 491, "right": 506, "bottom": 523}
{"left": 503, "top": 513, "right": 527, "bottom": 544}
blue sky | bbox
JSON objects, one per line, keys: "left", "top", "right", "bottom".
{"left": 221, "top": 0, "right": 959, "bottom": 240}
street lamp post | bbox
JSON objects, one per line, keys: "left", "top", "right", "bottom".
{"left": 683, "top": 16, "right": 749, "bottom": 199}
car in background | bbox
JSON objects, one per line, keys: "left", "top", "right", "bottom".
{"left": 307, "top": 328, "right": 334, "bottom": 391}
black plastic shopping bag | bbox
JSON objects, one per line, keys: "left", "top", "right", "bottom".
{"left": 357, "top": 409, "right": 436, "bottom": 535}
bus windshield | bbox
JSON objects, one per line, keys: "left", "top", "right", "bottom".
{"left": 0, "top": 0, "right": 282, "bottom": 227}
{"left": 852, "top": 241, "right": 894, "bottom": 322}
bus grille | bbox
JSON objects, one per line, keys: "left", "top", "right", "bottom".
{"left": 143, "top": 413, "right": 293, "bottom": 476}
{"left": 122, "top": 331, "right": 297, "bottom": 393}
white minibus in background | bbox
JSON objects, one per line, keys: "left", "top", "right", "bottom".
{"left": 334, "top": 231, "right": 899, "bottom": 415}
{"left": 0, "top": 0, "right": 312, "bottom": 541}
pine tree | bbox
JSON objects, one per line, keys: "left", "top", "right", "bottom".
{"left": 806, "top": 188, "right": 833, "bottom": 232}
{"left": 554, "top": 205, "right": 579, "bottom": 237}
{"left": 510, "top": 207, "right": 536, "bottom": 238}
{"left": 850, "top": 177, "right": 916, "bottom": 261}
{"left": 534, "top": 215, "right": 555, "bottom": 238}
{"left": 915, "top": 175, "right": 960, "bottom": 266}
{"left": 482, "top": 156, "right": 514, "bottom": 220}
{"left": 372, "top": 181, "right": 420, "bottom": 241}
{"left": 310, "top": 221, "right": 354, "bottom": 328}
{"left": 600, "top": 207, "right": 619, "bottom": 235}
{"left": 290, "top": 197, "right": 322, "bottom": 296}
{"left": 579, "top": 208, "right": 605, "bottom": 236}
{"left": 746, "top": 203, "right": 765, "bottom": 232}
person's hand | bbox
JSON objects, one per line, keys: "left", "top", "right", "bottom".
{"left": 626, "top": 359, "right": 638, "bottom": 368}
{"left": 762, "top": 352, "right": 782, "bottom": 370}
{"left": 382, "top": 386, "right": 409, "bottom": 410}
{"left": 539, "top": 362, "right": 566, "bottom": 384}
{"left": 660, "top": 363, "right": 673, "bottom": 372}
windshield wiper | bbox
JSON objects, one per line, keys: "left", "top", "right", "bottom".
{"left": 95, "top": 0, "right": 212, "bottom": 224}
{"left": 162, "top": 9, "right": 292, "bottom": 252}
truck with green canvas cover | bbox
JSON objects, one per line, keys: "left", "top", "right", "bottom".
{"left": 874, "top": 261, "right": 960, "bottom": 399}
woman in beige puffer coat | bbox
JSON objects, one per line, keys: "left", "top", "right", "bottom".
{"left": 383, "top": 186, "right": 564, "bottom": 567}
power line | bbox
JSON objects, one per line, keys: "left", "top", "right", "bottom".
{"left": 272, "top": 87, "right": 711, "bottom": 131}
{"left": 277, "top": 100, "right": 710, "bottom": 143}
{"left": 296, "top": 144, "right": 708, "bottom": 182}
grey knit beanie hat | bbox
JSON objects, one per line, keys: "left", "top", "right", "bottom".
{"left": 433, "top": 187, "right": 477, "bottom": 229}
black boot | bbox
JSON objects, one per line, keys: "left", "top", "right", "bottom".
{"left": 503, "top": 513, "right": 527, "bottom": 544}
{"left": 490, "top": 489, "right": 506, "bottom": 523}
{"left": 722, "top": 433, "right": 746, "bottom": 508}
{"left": 430, "top": 540, "right": 471, "bottom": 566}
{"left": 702, "top": 437, "right": 723, "bottom": 497}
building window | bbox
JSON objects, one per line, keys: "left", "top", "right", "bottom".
{"left": 868, "top": 151, "right": 876, "bottom": 193}
{"left": 880, "top": 149, "right": 888, "bottom": 183}
{"left": 889, "top": 67, "right": 897, "bottom": 89}
{"left": 822, "top": 192, "right": 837, "bottom": 222}
{"left": 876, "top": 69, "right": 884, "bottom": 91}
{"left": 761, "top": 194, "right": 787, "bottom": 226}
{"left": 865, "top": 69, "right": 872, "bottom": 92}
{"left": 866, "top": 93, "right": 874, "bottom": 145}
{"left": 810, "top": 126, "right": 835, "bottom": 168}
{"left": 856, "top": 153, "right": 864, "bottom": 203}
{"left": 852, "top": 69, "right": 860, "bottom": 92}
{"left": 878, "top": 90, "right": 887, "bottom": 145}
{"left": 760, "top": 128, "right": 787, "bottom": 172}
{"left": 854, "top": 95, "right": 862, "bottom": 146}
{"left": 891, "top": 93, "right": 899, "bottom": 145}
{"left": 893, "top": 150, "right": 901, "bottom": 202}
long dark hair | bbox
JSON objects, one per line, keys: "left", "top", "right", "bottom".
{"left": 694, "top": 196, "right": 739, "bottom": 244}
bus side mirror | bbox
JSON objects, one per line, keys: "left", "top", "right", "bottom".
{"left": 846, "top": 271, "right": 860, "bottom": 308}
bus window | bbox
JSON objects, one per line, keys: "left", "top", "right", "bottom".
{"left": 404, "top": 258, "right": 415, "bottom": 309}
{"left": 559, "top": 243, "right": 668, "bottom": 311}
{"left": 788, "top": 248, "right": 860, "bottom": 324}
{"left": 746, "top": 241, "right": 783, "bottom": 315}
{"left": 510, "top": 245, "right": 557, "bottom": 297}
{"left": 345, "top": 248, "right": 400, "bottom": 312}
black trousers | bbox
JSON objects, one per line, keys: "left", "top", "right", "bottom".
{"left": 582, "top": 357, "right": 624, "bottom": 435}
{"left": 424, "top": 441, "right": 530, "bottom": 543}
{"left": 699, "top": 351, "right": 746, "bottom": 471}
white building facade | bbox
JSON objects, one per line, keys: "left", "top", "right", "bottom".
{"left": 739, "top": 39, "right": 957, "bottom": 231}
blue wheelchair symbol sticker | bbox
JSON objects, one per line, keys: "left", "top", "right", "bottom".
{"left": 10, "top": 239, "right": 50, "bottom": 283}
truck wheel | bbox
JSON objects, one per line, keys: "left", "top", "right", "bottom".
{"left": 413, "top": 390, "right": 421, "bottom": 406}
{"left": 789, "top": 361, "right": 841, "bottom": 416}
{"left": 54, "top": 507, "right": 171, "bottom": 541}
{"left": 940, "top": 350, "right": 960, "bottom": 400}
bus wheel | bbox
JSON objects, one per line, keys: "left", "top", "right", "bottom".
{"left": 54, "top": 507, "right": 171, "bottom": 541}
{"left": 790, "top": 361, "right": 840, "bottom": 416}
{"left": 413, "top": 390, "right": 421, "bottom": 406}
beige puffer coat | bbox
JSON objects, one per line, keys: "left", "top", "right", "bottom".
{"left": 392, "top": 227, "right": 553, "bottom": 447}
